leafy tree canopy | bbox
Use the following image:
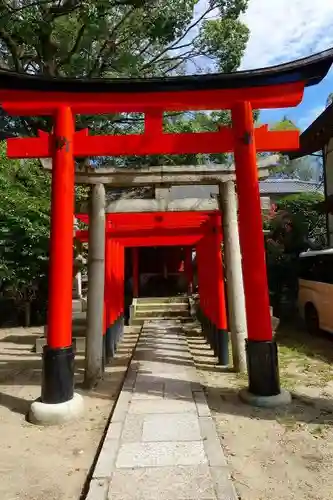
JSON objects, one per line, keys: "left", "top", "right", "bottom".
{"left": 0, "top": 1, "right": 251, "bottom": 324}
{"left": 0, "top": 141, "right": 50, "bottom": 303}
{"left": 267, "top": 116, "right": 321, "bottom": 181}
{"left": 0, "top": 140, "right": 88, "bottom": 318}
{"left": 0, "top": 0, "right": 250, "bottom": 163}
{"left": 265, "top": 192, "right": 326, "bottom": 251}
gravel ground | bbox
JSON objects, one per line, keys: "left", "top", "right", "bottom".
{"left": 186, "top": 322, "right": 333, "bottom": 500}
{"left": 0, "top": 326, "right": 139, "bottom": 500}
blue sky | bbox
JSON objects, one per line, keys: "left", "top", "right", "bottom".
{"left": 239, "top": 0, "right": 333, "bottom": 130}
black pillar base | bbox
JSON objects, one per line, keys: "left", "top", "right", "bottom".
{"left": 41, "top": 345, "right": 74, "bottom": 404}
{"left": 102, "top": 335, "right": 106, "bottom": 372}
{"left": 105, "top": 315, "right": 125, "bottom": 363}
{"left": 209, "top": 320, "right": 217, "bottom": 354}
{"left": 115, "top": 314, "right": 124, "bottom": 345}
{"left": 205, "top": 316, "right": 213, "bottom": 347}
{"left": 216, "top": 328, "right": 229, "bottom": 366}
{"left": 246, "top": 339, "right": 281, "bottom": 396}
{"left": 105, "top": 324, "right": 116, "bottom": 363}
{"left": 202, "top": 314, "right": 210, "bottom": 343}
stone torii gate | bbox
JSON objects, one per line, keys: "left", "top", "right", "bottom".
{"left": 2, "top": 48, "right": 333, "bottom": 425}
{"left": 71, "top": 156, "right": 277, "bottom": 386}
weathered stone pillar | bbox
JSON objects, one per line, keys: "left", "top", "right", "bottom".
{"left": 84, "top": 184, "right": 106, "bottom": 389}
{"left": 155, "top": 186, "right": 170, "bottom": 211}
{"left": 73, "top": 270, "right": 82, "bottom": 299}
{"left": 219, "top": 181, "right": 247, "bottom": 373}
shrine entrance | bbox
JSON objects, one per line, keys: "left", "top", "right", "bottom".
{"left": 2, "top": 48, "right": 333, "bottom": 424}
{"left": 133, "top": 247, "right": 188, "bottom": 298}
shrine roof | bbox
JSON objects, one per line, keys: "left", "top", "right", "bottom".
{"left": 0, "top": 48, "right": 332, "bottom": 94}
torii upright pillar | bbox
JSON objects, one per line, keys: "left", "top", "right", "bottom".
{"left": 232, "top": 101, "right": 290, "bottom": 405}
{"left": 219, "top": 181, "right": 247, "bottom": 373}
{"left": 29, "top": 106, "right": 84, "bottom": 425}
{"left": 132, "top": 247, "right": 139, "bottom": 298}
{"left": 85, "top": 184, "right": 106, "bottom": 389}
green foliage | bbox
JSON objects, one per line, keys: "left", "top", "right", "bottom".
{"left": 0, "top": 141, "right": 87, "bottom": 323}
{"left": 0, "top": 142, "right": 51, "bottom": 307}
{"left": 0, "top": 0, "right": 250, "bottom": 168}
{"left": 273, "top": 193, "right": 326, "bottom": 246}
{"left": 196, "top": 17, "right": 249, "bottom": 72}
{"left": 265, "top": 193, "right": 326, "bottom": 314}
{"left": 271, "top": 116, "right": 296, "bottom": 131}
{"left": 0, "top": 0, "right": 248, "bottom": 78}
{"left": 268, "top": 117, "right": 319, "bottom": 181}
{"left": 0, "top": 1, "right": 251, "bottom": 322}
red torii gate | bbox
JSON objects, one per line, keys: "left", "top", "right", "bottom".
{"left": 2, "top": 48, "right": 333, "bottom": 420}
{"left": 76, "top": 211, "right": 228, "bottom": 364}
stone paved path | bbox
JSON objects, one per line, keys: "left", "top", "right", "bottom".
{"left": 86, "top": 320, "right": 238, "bottom": 500}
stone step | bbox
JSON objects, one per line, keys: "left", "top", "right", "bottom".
{"left": 130, "top": 316, "right": 192, "bottom": 326}
{"left": 72, "top": 311, "right": 87, "bottom": 321}
{"left": 135, "top": 309, "right": 190, "bottom": 319}
{"left": 72, "top": 299, "right": 84, "bottom": 313}
{"left": 43, "top": 314, "right": 86, "bottom": 335}
{"left": 136, "top": 296, "right": 189, "bottom": 305}
{"left": 136, "top": 303, "right": 189, "bottom": 312}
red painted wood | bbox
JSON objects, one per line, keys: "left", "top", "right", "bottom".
{"left": 132, "top": 248, "right": 139, "bottom": 298}
{"left": 232, "top": 101, "right": 272, "bottom": 341}
{"left": 7, "top": 126, "right": 299, "bottom": 158}
{"left": 77, "top": 211, "right": 218, "bottom": 228}
{"left": 1, "top": 81, "right": 305, "bottom": 115}
{"left": 78, "top": 234, "right": 201, "bottom": 247}
{"left": 47, "top": 106, "right": 75, "bottom": 350}
{"left": 211, "top": 214, "right": 228, "bottom": 330}
{"left": 109, "top": 240, "right": 118, "bottom": 324}
{"left": 119, "top": 244, "right": 125, "bottom": 315}
{"left": 104, "top": 231, "right": 112, "bottom": 331}
{"left": 196, "top": 238, "right": 206, "bottom": 317}
{"left": 184, "top": 246, "right": 193, "bottom": 294}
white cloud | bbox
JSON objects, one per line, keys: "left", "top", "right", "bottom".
{"left": 241, "top": 0, "right": 333, "bottom": 69}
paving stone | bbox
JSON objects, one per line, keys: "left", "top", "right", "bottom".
{"left": 111, "top": 391, "right": 132, "bottom": 422}
{"left": 105, "top": 422, "right": 123, "bottom": 441}
{"left": 87, "top": 318, "right": 237, "bottom": 499}
{"left": 86, "top": 479, "right": 109, "bottom": 500}
{"left": 191, "top": 381, "right": 203, "bottom": 391}
{"left": 154, "top": 348, "right": 192, "bottom": 358}
{"left": 121, "top": 414, "right": 144, "bottom": 442}
{"left": 134, "top": 379, "right": 164, "bottom": 399}
{"left": 128, "top": 398, "right": 197, "bottom": 415}
{"left": 142, "top": 413, "right": 201, "bottom": 442}
{"left": 164, "top": 379, "right": 193, "bottom": 400}
{"left": 210, "top": 466, "right": 239, "bottom": 500}
{"left": 198, "top": 417, "right": 228, "bottom": 467}
{"left": 108, "top": 465, "right": 217, "bottom": 499}
{"left": 193, "top": 390, "right": 211, "bottom": 417}
{"left": 132, "top": 391, "right": 164, "bottom": 401}
{"left": 122, "top": 367, "right": 137, "bottom": 391}
{"left": 116, "top": 441, "right": 207, "bottom": 468}
{"left": 93, "top": 438, "right": 120, "bottom": 478}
